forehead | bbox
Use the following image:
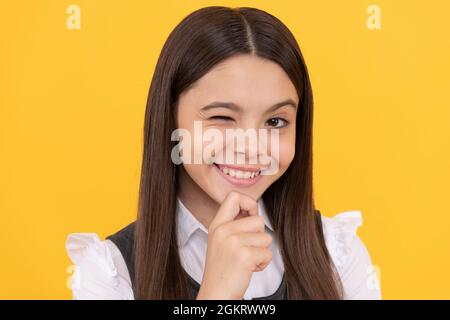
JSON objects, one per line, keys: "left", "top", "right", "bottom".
{"left": 178, "top": 54, "right": 299, "bottom": 109}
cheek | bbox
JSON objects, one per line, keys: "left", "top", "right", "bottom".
{"left": 258, "top": 132, "right": 295, "bottom": 189}
{"left": 276, "top": 133, "right": 296, "bottom": 171}
{"left": 182, "top": 160, "right": 210, "bottom": 178}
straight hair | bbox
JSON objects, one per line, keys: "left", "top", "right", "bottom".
{"left": 135, "top": 6, "right": 343, "bottom": 299}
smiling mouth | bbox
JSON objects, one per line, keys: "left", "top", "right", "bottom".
{"left": 213, "top": 163, "right": 262, "bottom": 180}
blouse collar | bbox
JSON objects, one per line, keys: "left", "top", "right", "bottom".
{"left": 176, "top": 197, "right": 274, "bottom": 248}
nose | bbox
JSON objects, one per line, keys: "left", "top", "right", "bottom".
{"left": 229, "top": 125, "right": 272, "bottom": 166}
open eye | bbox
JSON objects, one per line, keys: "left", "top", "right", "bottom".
{"left": 266, "top": 117, "right": 289, "bottom": 128}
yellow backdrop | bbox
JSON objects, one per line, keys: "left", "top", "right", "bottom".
{"left": 1, "top": 0, "right": 449, "bottom": 299}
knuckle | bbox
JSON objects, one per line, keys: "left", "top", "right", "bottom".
{"left": 238, "top": 247, "right": 252, "bottom": 264}
{"left": 265, "top": 249, "right": 273, "bottom": 261}
{"left": 227, "top": 191, "right": 240, "bottom": 201}
{"left": 263, "top": 233, "right": 273, "bottom": 245}
{"left": 256, "top": 216, "right": 265, "bottom": 228}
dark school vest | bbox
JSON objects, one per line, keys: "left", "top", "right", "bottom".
{"left": 106, "top": 222, "right": 289, "bottom": 300}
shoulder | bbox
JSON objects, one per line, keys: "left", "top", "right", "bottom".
{"left": 320, "top": 210, "right": 382, "bottom": 299}
{"left": 65, "top": 231, "right": 134, "bottom": 299}
{"left": 319, "top": 210, "right": 363, "bottom": 272}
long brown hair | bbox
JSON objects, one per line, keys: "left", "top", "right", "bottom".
{"left": 135, "top": 6, "right": 343, "bottom": 299}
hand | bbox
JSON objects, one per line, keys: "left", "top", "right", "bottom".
{"left": 196, "top": 191, "right": 273, "bottom": 300}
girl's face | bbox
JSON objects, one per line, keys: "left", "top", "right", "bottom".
{"left": 176, "top": 54, "right": 299, "bottom": 203}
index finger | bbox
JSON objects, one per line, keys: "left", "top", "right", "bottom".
{"left": 209, "top": 191, "right": 258, "bottom": 232}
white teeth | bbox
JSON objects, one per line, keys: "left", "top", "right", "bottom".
{"left": 218, "top": 165, "right": 260, "bottom": 179}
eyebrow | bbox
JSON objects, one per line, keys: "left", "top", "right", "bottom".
{"left": 200, "top": 98, "right": 298, "bottom": 113}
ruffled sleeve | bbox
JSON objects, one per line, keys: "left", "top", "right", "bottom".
{"left": 66, "top": 233, "right": 134, "bottom": 300}
{"left": 321, "top": 211, "right": 382, "bottom": 300}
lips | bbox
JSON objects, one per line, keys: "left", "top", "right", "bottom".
{"left": 212, "top": 163, "right": 262, "bottom": 187}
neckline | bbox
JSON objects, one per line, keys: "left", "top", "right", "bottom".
{"left": 184, "top": 268, "right": 287, "bottom": 300}
{"left": 176, "top": 197, "right": 276, "bottom": 248}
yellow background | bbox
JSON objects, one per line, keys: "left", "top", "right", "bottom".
{"left": 1, "top": 0, "right": 449, "bottom": 299}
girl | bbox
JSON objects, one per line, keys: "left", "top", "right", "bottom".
{"left": 66, "top": 6, "right": 381, "bottom": 300}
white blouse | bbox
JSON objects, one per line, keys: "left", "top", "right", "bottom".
{"left": 66, "top": 199, "right": 382, "bottom": 300}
